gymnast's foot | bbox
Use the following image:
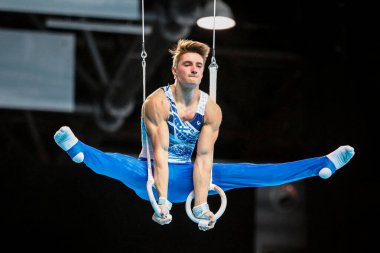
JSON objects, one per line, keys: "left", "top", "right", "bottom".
{"left": 54, "top": 126, "right": 84, "bottom": 163}
{"left": 319, "top": 145, "right": 355, "bottom": 179}
{"left": 327, "top": 145, "right": 355, "bottom": 170}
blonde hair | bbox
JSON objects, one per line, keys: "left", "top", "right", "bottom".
{"left": 169, "top": 39, "right": 210, "bottom": 67}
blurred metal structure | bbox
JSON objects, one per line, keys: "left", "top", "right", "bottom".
{"left": 0, "top": 0, "right": 207, "bottom": 132}
{"left": 0, "top": 29, "right": 75, "bottom": 112}
{"left": 0, "top": 0, "right": 140, "bottom": 20}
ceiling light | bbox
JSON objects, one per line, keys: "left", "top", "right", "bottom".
{"left": 196, "top": 0, "right": 236, "bottom": 30}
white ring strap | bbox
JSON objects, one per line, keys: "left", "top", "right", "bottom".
{"left": 185, "top": 184, "right": 227, "bottom": 224}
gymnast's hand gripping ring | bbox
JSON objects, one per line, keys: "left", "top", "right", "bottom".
{"left": 185, "top": 184, "right": 227, "bottom": 224}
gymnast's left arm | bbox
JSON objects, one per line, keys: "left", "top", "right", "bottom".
{"left": 192, "top": 100, "right": 222, "bottom": 230}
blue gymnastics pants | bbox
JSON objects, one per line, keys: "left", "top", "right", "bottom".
{"left": 66, "top": 141, "right": 336, "bottom": 203}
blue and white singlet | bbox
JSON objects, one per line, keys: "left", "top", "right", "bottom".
{"left": 139, "top": 85, "right": 208, "bottom": 163}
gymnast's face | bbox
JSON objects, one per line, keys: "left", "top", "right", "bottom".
{"left": 172, "top": 52, "right": 204, "bottom": 87}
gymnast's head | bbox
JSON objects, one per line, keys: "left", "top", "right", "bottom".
{"left": 169, "top": 39, "right": 210, "bottom": 68}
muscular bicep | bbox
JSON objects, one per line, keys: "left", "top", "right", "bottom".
{"left": 196, "top": 102, "right": 222, "bottom": 158}
{"left": 196, "top": 124, "right": 218, "bottom": 157}
{"left": 144, "top": 116, "right": 169, "bottom": 152}
{"left": 142, "top": 95, "right": 169, "bottom": 165}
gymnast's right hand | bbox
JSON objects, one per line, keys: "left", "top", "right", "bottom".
{"left": 152, "top": 197, "right": 172, "bottom": 225}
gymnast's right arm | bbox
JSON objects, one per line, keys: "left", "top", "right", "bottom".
{"left": 142, "top": 91, "right": 172, "bottom": 224}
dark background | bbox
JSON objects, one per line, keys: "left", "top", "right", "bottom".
{"left": 0, "top": 1, "right": 377, "bottom": 252}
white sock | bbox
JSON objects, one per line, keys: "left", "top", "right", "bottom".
{"left": 327, "top": 145, "right": 355, "bottom": 170}
{"left": 54, "top": 126, "right": 84, "bottom": 163}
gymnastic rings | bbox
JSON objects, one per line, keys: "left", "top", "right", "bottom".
{"left": 146, "top": 179, "right": 161, "bottom": 216}
{"left": 185, "top": 184, "right": 227, "bottom": 227}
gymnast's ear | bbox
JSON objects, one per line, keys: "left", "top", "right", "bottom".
{"left": 172, "top": 66, "right": 177, "bottom": 79}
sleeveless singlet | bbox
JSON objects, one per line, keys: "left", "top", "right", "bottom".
{"left": 139, "top": 85, "right": 208, "bottom": 163}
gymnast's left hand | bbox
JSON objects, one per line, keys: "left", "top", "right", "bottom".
{"left": 192, "top": 203, "right": 216, "bottom": 231}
